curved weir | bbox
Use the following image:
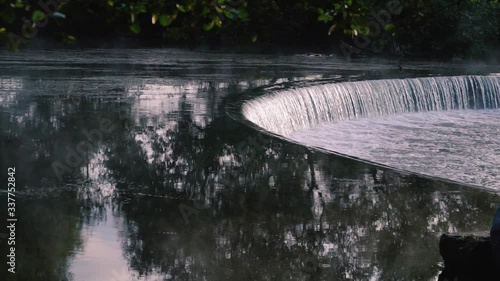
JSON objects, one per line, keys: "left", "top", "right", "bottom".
{"left": 242, "top": 75, "right": 500, "bottom": 189}
{"left": 243, "top": 76, "right": 500, "bottom": 136}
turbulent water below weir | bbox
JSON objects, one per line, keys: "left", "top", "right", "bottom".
{"left": 289, "top": 109, "right": 500, "bottom": 189}
{"left": 243, "top": 75, "right": 500, "bottom": 189}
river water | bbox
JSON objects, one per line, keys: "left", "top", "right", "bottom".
{"left": 289, "top": 109, "right": 500, "bottom": 189}
{"left": 1, "top": 49, "right": 499, "bottom": 281}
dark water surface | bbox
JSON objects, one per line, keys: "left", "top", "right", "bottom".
{"left": 1, "top": 49, "right": 499, "bottom": 281}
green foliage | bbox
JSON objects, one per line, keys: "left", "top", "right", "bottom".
{"left": 129, "top": 22, "right": 141, "bottom": 34}
{"left": 0, "top": 0, "right": 499, "bottom": 58}
{"left": 158, "top": 14, "right": 175, "bottom": 27}
{"left": 317, "top": 8, "right": 334, "bottom": 22}
{"left": 31, "top": 10, "right": 46, "bottom": 23}
{"left": 383, "top": 0, "right": 500, "bottom": 58}
{"left": 320, "top": 0, "right": 372, "bottom": 36}
{"left": 455, "top": 0, "right": 500, "bottom": 56}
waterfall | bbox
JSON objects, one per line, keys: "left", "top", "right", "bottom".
{"left": 242, "top": 75, "right": 500, "bottom": 136}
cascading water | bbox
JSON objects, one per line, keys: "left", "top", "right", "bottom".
{"left": 243, "top": 76, "right": 500, "bottom": 136}
{"left": 242, "top": 75, "right": 500, "bottom": 189}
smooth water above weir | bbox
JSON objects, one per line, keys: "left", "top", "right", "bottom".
{"left": 243, "top": 75, "right": 500, "bottom": 136}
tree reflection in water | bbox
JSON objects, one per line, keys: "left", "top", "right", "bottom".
{"left": 0, "top": 50, "right": 498, "bottom": 281}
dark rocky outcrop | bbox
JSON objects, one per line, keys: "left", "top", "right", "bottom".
{"left": 438, "top": 234, "right": 494, "bottom": 281}
{"left": 439, "top": 208, "right": 500, "bottom": 281}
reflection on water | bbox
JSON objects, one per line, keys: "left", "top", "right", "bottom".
{"left": 0, "top": 49, "right": 499, "bottom": 281}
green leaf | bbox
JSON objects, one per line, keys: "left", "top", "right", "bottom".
{"left": 384, "top": 24, "right": 395, "bottom": 31}
{"left": 0, "top": 27, "right": 6, "bottom": 34}
{"left": 135, "top": 3, "right": 147, "bottom": 13}
{"left": 63, "top": 35, "right": 76, "bottom": 44}
{"left": 214, "top": 17, "right": 222, "bottom": 27}
{"left": 318, "top": 14, "right": 333, "bottom": 22}
{"left": 238, "top": 9, "right": 248, "bottom": 19}
{"left": 202, "top": 7, "right": 210, "bottom": 16}
{"left": 360, "top": 26, "right": 370, "bottom": 35}
{"left": 224, "top": 10, "right": 234, "bottom": 19}
{"left": 13, "top": 0, "right": 24, "bottom": 8}
{"left": 203, "top": 20, "right": 215, "bottom": 31}
{"left": 107, "top": 0, "right": 114, "bottom": 7}
{"left": 159, "top": 15, "right": 173, "bottom": 27}
{"left": 214, "top": 6, "right": 223, "bottom": 13}
{"left": 176, "top": 4, "right": 187, "bottom": 12}
{"left": 32, "top": 10, "right": 46, "bottom": 22}
{"left": 129, "top": 23, "right": 141, "bottom": 34}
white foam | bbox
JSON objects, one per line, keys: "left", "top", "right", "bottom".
{"left": 243, "top": 76, "right": 500, "bottom": 136}
{"left": 289, "top": 109, "right": 500, "bottom": 189}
